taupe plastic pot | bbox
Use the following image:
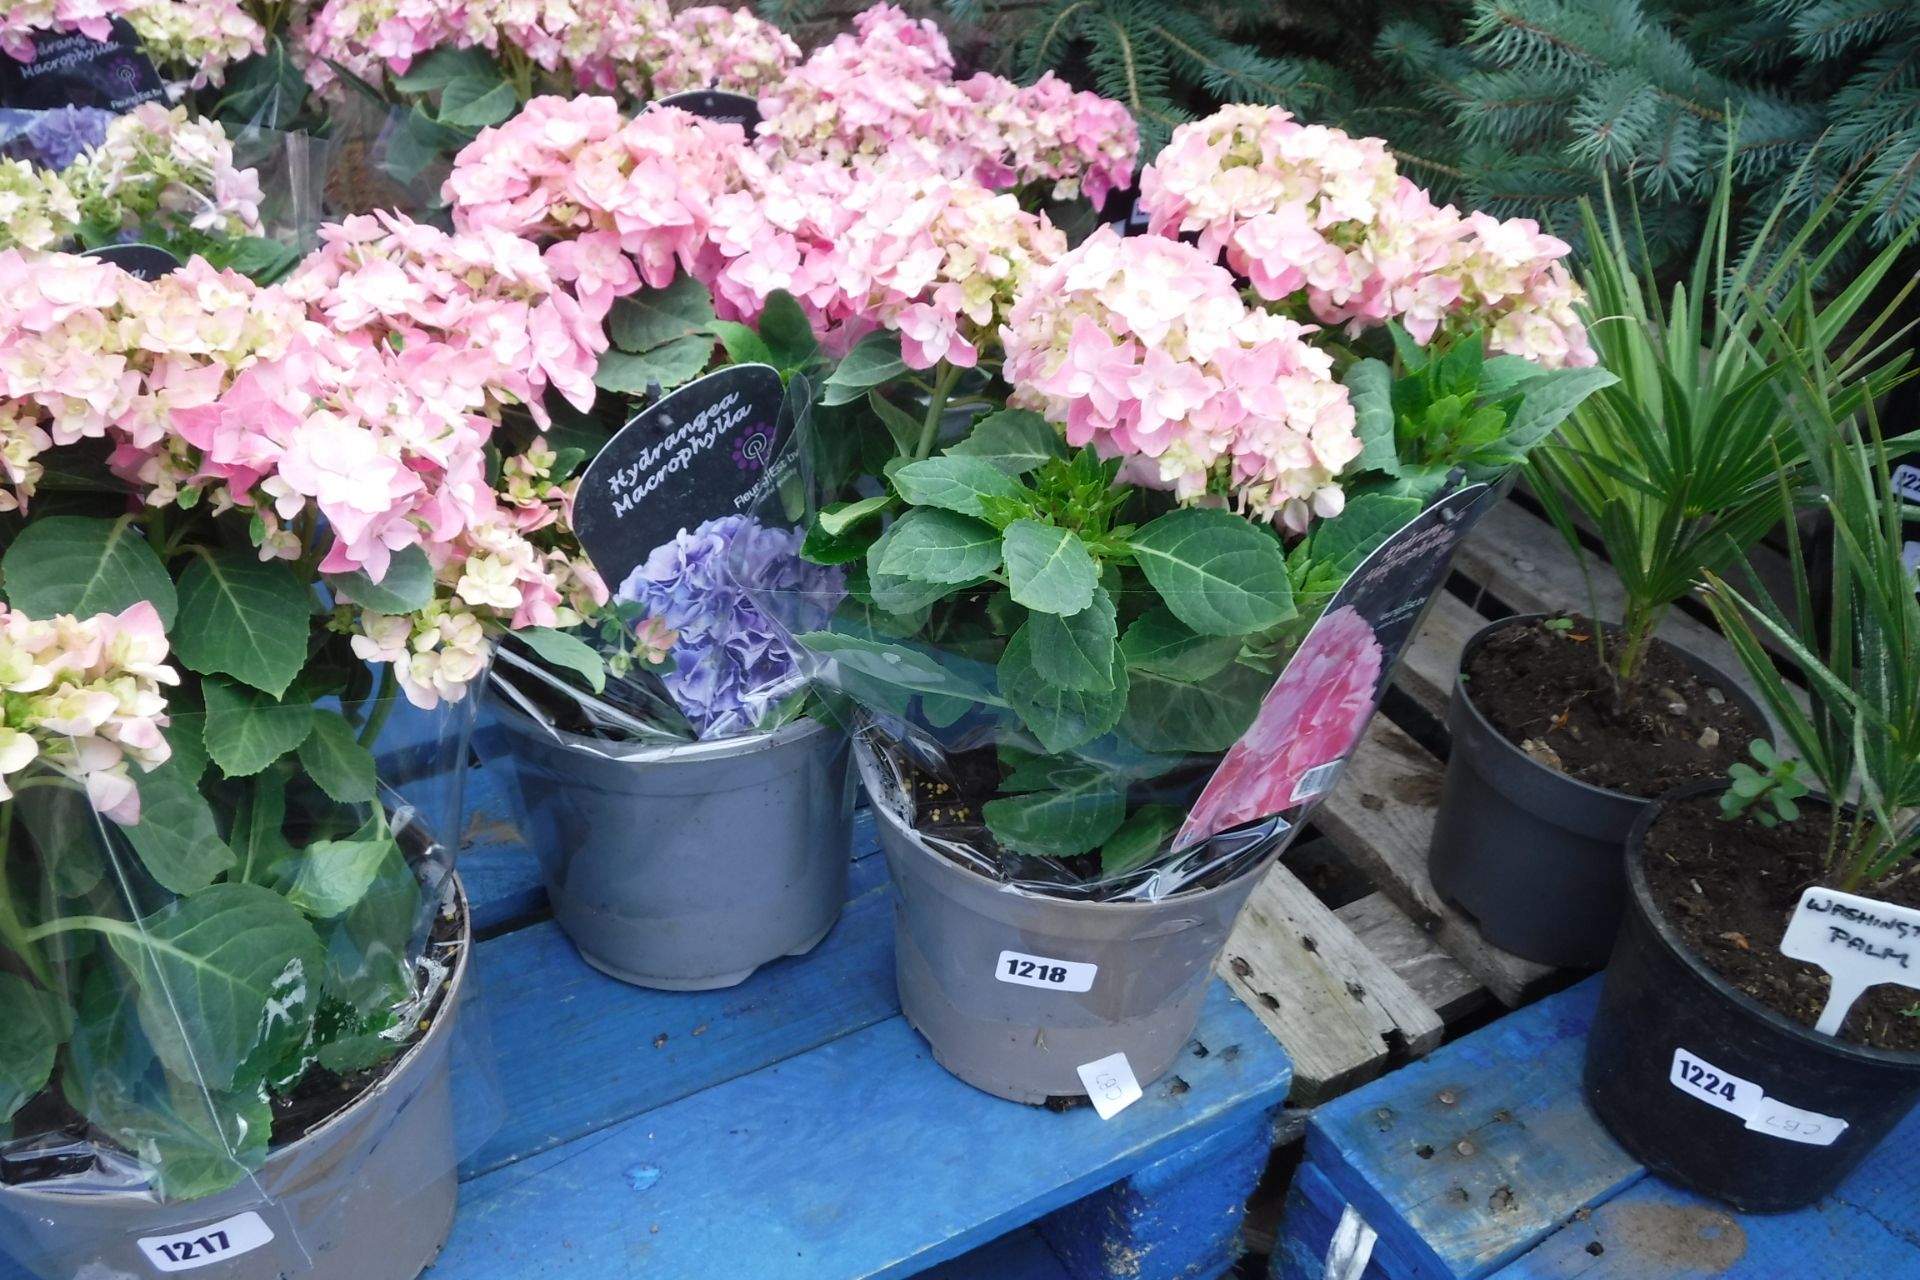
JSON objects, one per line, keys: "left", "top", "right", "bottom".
{"left": 860, "top": 748, "right": 1279, "bottom": 1104}
{"left": 1427, "top": 615, "right": 1766, "bottom": 968}
{"left": 0, "top": 881, "right": 471, "bottom": 1280}
{"left": 489, "top": 698, "right": 855, "bottom": 990}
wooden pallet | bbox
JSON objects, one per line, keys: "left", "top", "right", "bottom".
{"left": 1268, "top": 979, "right": 1920, "bottom": 1280}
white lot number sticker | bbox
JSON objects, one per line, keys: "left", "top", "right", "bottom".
{"left": 996, "top": 949, "right": 1096, "bottom": 993}
{"left": 1669, "top": 1047, "right": 1763, "bottom": 1119}
{"left": 1076, "top": 1051, "right": 1144, "bottom": 1120}
{"left": 1289, "top": 760, "right": 1344, "bottom": 804}
{"left": 138, "top": 1211, "right": 274, "bottom": 1272}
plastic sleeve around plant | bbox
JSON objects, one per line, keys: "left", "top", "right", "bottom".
{"left": 0, "top": 682, "right": 498, "bottom": 1280}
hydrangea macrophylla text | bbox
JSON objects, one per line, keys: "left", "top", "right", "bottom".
{"left": 1140, "top": 105, "right": 1595, "bottom": 369}
{"left": 758, "top": 3, "right": 1136, "bottom": 207}
{"left": 1002, "top": 227, "right": 1363, "bottom": 531}
{"left": 0, "top": 0, "right": 263, "bottom": 81}
{"left": 615, "top": 515, "right": 843, "bottom": 737}
{"left": 0, "top": 600, "right": 176, "bottom": 824}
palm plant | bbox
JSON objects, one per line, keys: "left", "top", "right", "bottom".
{"left": 1529, "top": 159, "right": 1916, "bottom": 701}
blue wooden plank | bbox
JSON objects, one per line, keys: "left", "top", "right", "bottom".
{"left": 458, "top": 848, "right": 895, "bottom": 1177}
{"left": 436, "top": 983, "right": 1291, "bottom": 1280}
{"left": 1492, "top": 1101, "right": 1920, "bottom": 1279}
{"left": 1271, "top": 1160, "right": 1399, "bottom": 1280}
{"left": 1304, "top": 979, "right": 1642, "bottom": 1280}
{"left": 921, "top": 1228, "right": 1070, "bottom": 1279}
{"left": 1040, "top": 1110, "right": 1272, "bottom": 1280}
{"left": 455, "top": 760, "right": 885, "bottom": 933}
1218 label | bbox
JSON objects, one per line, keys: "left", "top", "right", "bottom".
{"left": 996, "top": 950, "right": 1097, "bottom": 993}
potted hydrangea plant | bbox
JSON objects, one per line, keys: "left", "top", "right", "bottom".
{"left": 1585, "top": 332, "right": 1920, "bottom": 1211}
{"left": 1428, "top": 168, "right": 1916, "bottom": 968}
{"left": 755, "top": 103, "right": 1613, "bottom": 1104}
{"left": 0, "top": 221, "right": 590, "bottom": 1275}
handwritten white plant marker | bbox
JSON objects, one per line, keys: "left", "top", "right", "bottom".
{"left": 1780, "top": 886, "right": 1920, "bottom": 1036}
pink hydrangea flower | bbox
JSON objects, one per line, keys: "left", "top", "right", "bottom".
{"left": 1176, "top": 605, "right": 1383, "bottom": 848}
{"left": 2, "top": 0, "right": 263, "bottom": 83}
{"left": 1003, "top": 227, "right": 1362, "bottom": 530}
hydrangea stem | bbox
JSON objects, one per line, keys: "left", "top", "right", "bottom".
{"left": 0, "top": 800, "right": 52, "bottom": 986}
{"left": 915, "top": 361, "right": 963, "bottom": 461}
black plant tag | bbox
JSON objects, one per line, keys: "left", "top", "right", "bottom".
{"left": 0, "top": 21, "right": 165, "bottom": 113}
{"left": 654, "top": 89, "right": 762, "bottom": 133}
{"left": 572, "top": 364, "right": 791, "bottom": 587}
{"left": 81, "top": 242, "right": 181, "bottom": 279}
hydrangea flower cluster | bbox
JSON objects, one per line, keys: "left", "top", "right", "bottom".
{"left": 302, "top": 0, "right": 795, "bottom": 102}
{"left": 1140, "top": 106, "right": 1595, "bottom": 369}
{"left": 0, "top": 157, "right": 79, "bottom": 251}
{"left": 757, "top": 4, "right": 1136, "bottom": 207}
{"left": 0, "top": 0, "right": 263, "bottom": 82}
{"left": 0, "top": 600, "right": 176, "bottom": 824}
{"left": 62, "top": 104, "right": 264, "bottom": 247}
{"left": 703, "top": 149, "right": 1066, "bottom": 362}
{"left": 616, "top": 515, "right": 843, "bottom": 737}
{"left": 1002, "top": 227, "right": 1363, "bottom": 531}
{"left": 642, "top": 5, "right": 800, "bottom": 99}
{"left": 284, "top": 211, "right": 620, "bottom": 423}
{"left": 445, "top": 98, "right": 743, "bottom": 292}
{"left": 1, "top": 105, "right": 115, "bottom": 172}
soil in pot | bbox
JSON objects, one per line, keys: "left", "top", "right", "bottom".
{"left": 1463, "top": 615, "right": 1764, "bottom": 798}
{"left": 1638, "top": 791, "right": 1920, "bottom": 1051}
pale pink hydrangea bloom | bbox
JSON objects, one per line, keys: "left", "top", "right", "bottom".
{"left": 445, "top": 98, "right": 744, "bottom": 291}
{"left": 63, "top": 104, "right": 264, "bottom": 244}
{"left": 1140, "top": 105, "right": 1595, "bottom": 369}
{"left": 643, "top": 6, "right": 800, "bottom": 98}
{"left": 284, "top": 210, "right": 619, "bottom": 423}
{"left": 1002, "top": 227, "right": 1362, "bottom": 531}
{"left": 0, "top": 600, "right": 177, "bottom": 824}
{"left": 0, "top": 158, "right": 80, "bottom": 252}
{"left": 757, "top": 4, "right": 1137, "bottom": 206}
{"left": 1, "top": 0, "right": 263, "bottom": 83}
{"left": 699, "top": 148, "right": 1065, "bottom": 363}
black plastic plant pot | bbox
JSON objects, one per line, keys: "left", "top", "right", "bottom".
{"left": 1584, "top": 785, "right": 1920, "bottom": 1213}
{"left": 1427, "top": 615, "right": 1765, "bottom": 968}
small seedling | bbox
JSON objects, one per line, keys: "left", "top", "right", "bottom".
{"left": 1544, "top": 616, "right": 1575, "bottom": 632}
{"left": 1721, "top": 740, "right": 1813, "bottom": 828}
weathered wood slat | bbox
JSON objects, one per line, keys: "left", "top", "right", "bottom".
{"left": 1334, "top": 893, "right": 1486, "bottom": 1025}
{"left": 1392, "top": 590, "right": 1487, "bottom": 720}
{"left": 1313, "top": 717, "right": 1557, "bottom": 1008}
{"left": 1218, "top": 867, "right": 1446, "bottom": 1106}
{"left": 438, "top": 983, "right": 1290, "bottom": 1280}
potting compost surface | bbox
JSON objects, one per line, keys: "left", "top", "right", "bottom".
{"left": 1464, "top": 615, "right": 1761, "bottom": 798}
{"left": 1641, "top": 791, "right": 1920, "bottom": 1052}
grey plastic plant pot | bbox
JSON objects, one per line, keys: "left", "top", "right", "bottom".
{"left": 860, "top": 752, "right": 1279, "bottom": 1105}
{"left": 489, "top": 698, "right": 854, "bottom": 990}
{"left": 1427, "top": 615, "right": 1766, "bottom": 968}
{"left": 0, "top": 880, "right": 471, "bottom": 1280}
{"left": 1585, "top": 785, "right": 1920, "bottom": 1212}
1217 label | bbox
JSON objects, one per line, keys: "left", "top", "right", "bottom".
{"left": 137, "top": 1211, "right": 274, "bottom": 1272}
{"left": 996, "top": 950, "right": 1096, "bottom": 993}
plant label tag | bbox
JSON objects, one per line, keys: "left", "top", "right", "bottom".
{"left": 137, "top": 1211, "right": 274, "bottom": 1272}
{"left": 1669, "top": 1047, "right": 1762, "bottom": 1119}
{"left": 1176, "top": 483, "right": 1491, "bottom": 850}
{"left": 573, "top": 364, "right": 793, "bottom": 587}
{"left": 1780, "top": 886, "right": 1920, "bottom": 1036}
{"left": 0, "top": 20, "right": 165, "bottom": 112}
{"left": 1076, "top": 1051, "right": 1143, "bottom": 1120}
{"left": 1894, "top": 463, "right": 1920, "bottom": 505}
{"left": 1744, "top": 1097, "right": 1849, "bottom": 1147}
{"left": 995, "top": 949, "right": 1096, "bottom": 992}
{"left": 82, "top": 242, "right": 182, "bottom": 280}
{"left": 653, "top": 89, "right": 762, "bottom": 132}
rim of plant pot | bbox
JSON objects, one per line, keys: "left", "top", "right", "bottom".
{"left": 1625, "top": 780, "right": 1920, "bottom": 1069}
{"left": 488, "top": 681, "right": 839, "bottom": 765}
{"left": 1455, "top": 613, "right": 1770, "bottom": 809}
{"left": 0, "top": 873, "right": 470, "bottom": 1228}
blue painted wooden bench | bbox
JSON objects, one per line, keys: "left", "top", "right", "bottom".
{"left": 444, "top": 757, "right": 1292, "bottom": 1279}
{"left": 1269, "top": 978, "right": 1920, "bottom": 1280}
